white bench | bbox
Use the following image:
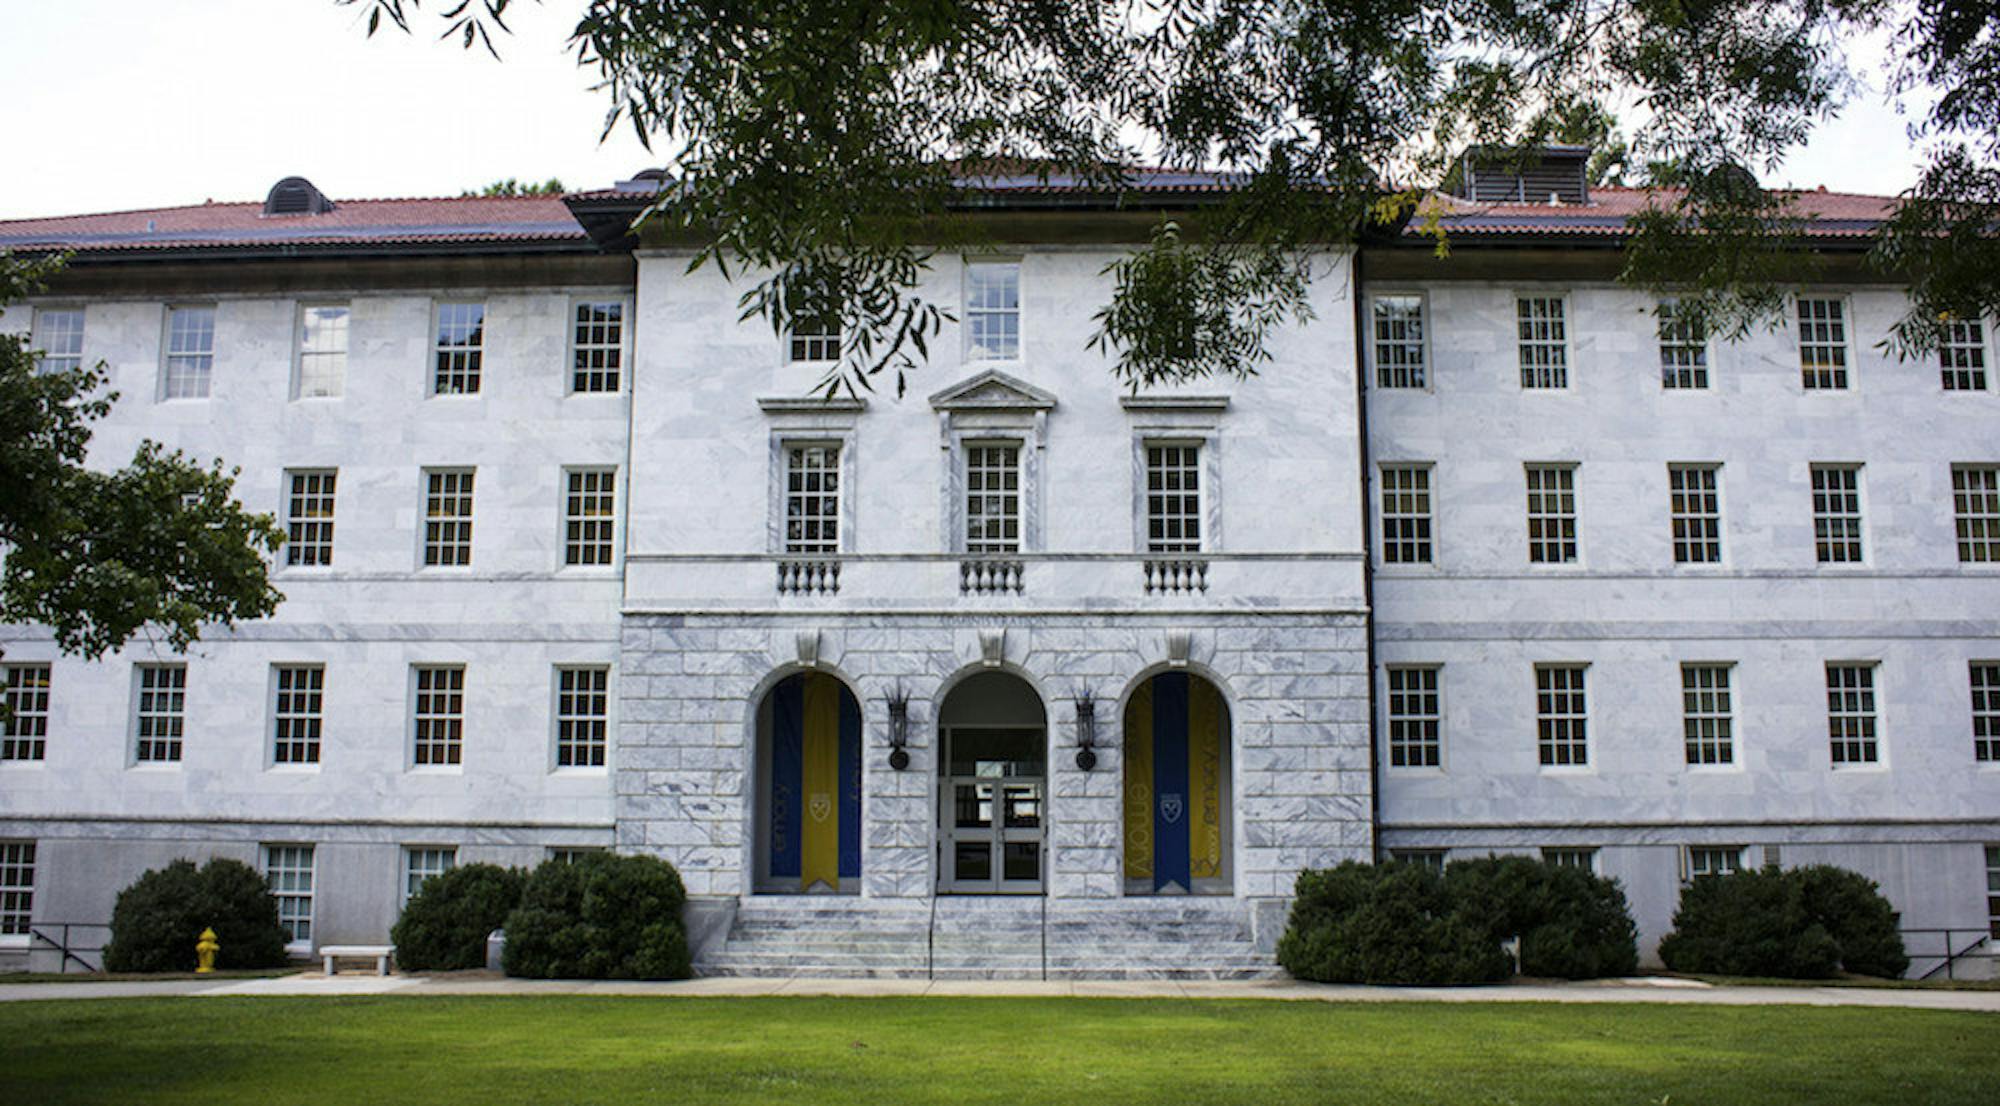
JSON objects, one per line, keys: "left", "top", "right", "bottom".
{"left": 318, "top": 944, "right": 395, "bottom": 976}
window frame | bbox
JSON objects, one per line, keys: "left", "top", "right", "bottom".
{"left": 130, "top": 663, "right": 187, "bottom": 766}
{"left": 430, "top": 300, "right": 486, "bottom": 397}
{"left": 0, "top": 841, "right": 34, "bottom": 943}
{"left": 1657, "top": 299, "right": 1710, "bottom": 390}
{"left": 160, "top": 303, "right": 217, "bottom": 401}
{"left": 1369, "top": 291, "right": 1430, "bottom": 390}
{"left": 1535, "top": 663, "right": 1590, "bottom": 769}
{"left": 1384, "top": 664, "right": 1443, "bottom": 770}
{"left": 1542, "top": 847, "right": 1599, "bottom": 873}
{"left": 1939, "top": 314, "right": 1990, "bottom": 392}
{"left": 1515, "top": 293, "right": 1571, "bottom": 390}
{"left": 963, "top": 259, "right": 1022, "bottom": 363}
{"left": 1142, "top": 439, "right": 1205, "bottom": 555}
{"left": 270, "top": 663, "right": 326, "bottom": 768}
{"left": 1388, "top": 848, "right": 1448, "bottom": 873}
{"left": 1684, "top": 845, "right": 1745, "bottom": 882}
{"left": 1974, "top": 661, "right": 2000, "bottom": 764}
{"left": 567, "top": 296, "right": 629, "bottom": 395}
{"left": 1668, "top": 463, "right": 1725, "bottom": 566}
{"left": 781, "top": 442, "right": 844, "bottom": 555}
{"left": 402, "top": 845, "right": 457, "bottom": 905}
{"left": 410, "top": 664, "right": 467, "bottom": 770}
{"left": 787, "top": 316, "right": 842, "bottom": 365}
{"left": 293, "top": 301, "right": 350, "bottom": 400}
{"left": 420, "top": 467, "right": 476, "bottom": 569}
{"left": 1795, "top": 294, "right": 1852, "bottom": 391}
{"left": 552, "top": 665, "right": 611, "bottom": 771}
{"left": 962, "top": 438, "right": 1026, "bottom": 555}
{"left": 281, "top": 468, "right": 337, "bottom": 568}
{"left": 1681, "top": 662, "right": 1737, "bottom": 768}
{"left": 1809, "top": 463, "right": 1866, "bottom": 565}
{"left": 561, "top": 466, "right": 620, "bottom": 568}
{"left": 1378, "top": 463, "right": 1435, "bottom": 566}
{"left": 262, "top": 843, "right": 316, "bottom": 952}
{"left": 1, "top": 663, "right": 51, "bottom": 763}
{"left": 1951, "top": 464, "right": 2000, "bottom": 564}
{"left": 30, "top": 305, "right": 85, "bottom": 376}
{"left": 1825, "top": 661, "right": 1883, "bottom": 768}
{"left": 1524, "top": 462, "right": 1580, "bottom": 566}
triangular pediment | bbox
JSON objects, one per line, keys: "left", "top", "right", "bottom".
{"left": 928, "top": 369, "right": 1058, "bottom": 412}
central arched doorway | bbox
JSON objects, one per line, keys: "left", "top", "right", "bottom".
{"left": 937, "top": 671, "right": 1047, "bottom": 893}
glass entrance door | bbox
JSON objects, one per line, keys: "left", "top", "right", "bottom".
{"left": 940, "top": 726, "right": 1044, "bottom": 893}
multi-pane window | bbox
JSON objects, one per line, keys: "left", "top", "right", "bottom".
{"left": 965, "top": 443, "right": 1022, "bottom": 554}
{"left": 1941, "top": 317, "right": 1989, "bottom": 391}
{"left": 1682, "top": 663, "right": 1735, "bottom": 766}
{"left": 1658, "top": 301, "right": 1708, "bottom": 389}
{"left": 31, "top": 308, "right": 84, "bottom": 375}
{"left": 783, "top": 446, "right": 841, "bottom": 554}
{"left": 571, "top": 301, "right": 624, "bottom": 393}
{"left": 0, "top": 842, "right": 33, "bottom": 937}
{"left": 1517, "top": 296, "right": 1568, "bottom": 388}
{"left": 1, "top": 664, "right": 50, "bottom": 762}
{"left": 1669, "top": 464, "right": 1723, "bottom": 564}
{"left": 404, "top": 846, "right": 456, "bottom": 902}
{"left": 412, "top": 666, "right": 465, "bottom": 767}
{"left": 555, "top": 666, "right": 610, "bottom": 768}
{"left": 296, "top": 304, "right": 348, "bottom": 399}
{"left": 1972, "top": 663, "right": 1999, "bottom": 762}
{"left": 433, "top": 302, "right": 484, "bottom": 394}
{"left": 1145, "top": 444, "right": 1202, "bottom": 554}
{"left": 965, "top": 262, "right": 1021, "bottom": 361}
{"left": 1371, "top": 294, "right": 1427, "bottom": 388}
{"left": 1379, "top": 465, "right": 1433, "bottom": 565}
{"left": 423, "top": 470, "right": 475, "bottom": 567}
{"left": 1810, "top": 464, "right": 1864, "bottom": 563}
{"left": 1542, "top": 847, "right": 1598, "bottom": 872}
{"left": 1796, "top": 297, "right": 1849, "bottom": 389}
{"left": 263, "top": 845, "right": 314, "bottom": 946}
{"left": 1536, "top": 664, "right": 1589, "bottom": 767}
{"left": 272, "top": 665, "right": 325, "bottom": 766}
{"left": 1686, "top": 845, "right": 1744, "bottom": 881}
{"left": 163, "top": 306, "right": 216, "bottom": 399}
{"left": 1952, "top": 465, "right": 2000, "bottom": 563}
{"left": 789, "top": 318, "right": 840, "bottom": 363}
{"left": 1389, "top": 849, "right": 1447, "bottom": 873}
{"left": 1826, "top": 663, "right": 1880, "bottom": 766}
{"left": 1386, "top": 666, "right": 1441, "bottom": 768}
{"left": 564, "top": 469, "right": 618, "bottom": 566}
{"left": 283, "top": 470, "right": 337, "bottom": 567}
{"left": 549, "top": 847, "right": 605, "bottom": 865}
{"left": 1988, "top": 845, "right": 2000, "bottom": 939}
{"left": 1525, "top": 464, "right": 1578, "bottom": 564}
{"left": 133, "top": 664, "right": 186, "bottom": 763}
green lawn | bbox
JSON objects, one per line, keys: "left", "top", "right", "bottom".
{"left": 1, "top": 996, "right": 1993, "bottom": 1105}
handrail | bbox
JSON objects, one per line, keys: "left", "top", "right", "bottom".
{"left": 27, "top": 922, "right": 108, "bottom": 974}
{"left": 1899, "top": 927, "right": 1994, "bottom": 982}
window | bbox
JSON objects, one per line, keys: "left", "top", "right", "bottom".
{"left": 412, "top": 665, "right": 465, "bottom": 767}
{"left": 1379, "top": 465, "right": 1433, "bottom": 565}
{"left": 272, "top": 665, "right": 324, "bottom": 766}
{"left": 1952, "top": 465, "right": 2000, "bottom": 563}
{"left": 564, "top": 469, "right": 618, "bottom": 566}
{"left": 783, "top": 446, "right": 841, "bottom": 554}
{"left": 163, "top": 306, "right": 216, "bottom": 399}
{"left": 296, "top": 304, "right": 348, "bottom": 399}
{"left": 433, "top": 302, "right": 484, "bottom": 394}
{"left": 1682, "top": 663, "right": 1735, "bottom": 766}
{"left": 548, "top": 847, "right": 605, "bottom": 865}
{"left": 571, "top": 300, "right": 624, "bottom": 393}
{"left": 31, "top": 308, "right": 84, "bottom": 375}
{"left": 422, "top": 470, "right": 475, "bottom": 567}
{"left": 1686, "top": 845, "right": 1743, "bottom": 881}
{"left": 1796, "top": 297, "right": 1849, "bottom": 389}
{"left": 1826, "top": 663, "right": 1880, "bottom": 766}
{"left": 1517, "top": 296, "right": 1568, "bottom": 388}
{"left": 133, "top": 664, "right": 186, "bottom": 764}
{"left": 1389, "top": 849, "right": 1447, "bottom": 873}
{"left": 283, "top": 470, "right": 337, "bottom": 567}
{"left": 1988, "top": 845, "right": 2000, "bottom": 939}
{"left": 263, "top": 845, "right": 314, "bottom": 947}
{"left": 1669, "top": 464, "right": 1723, "bottom": 564}
{"left": 965, "top": 443, "right": 1022, "bottom": 554}
{"left": 555, "top": 666, "right": 609, "bottom": 768}
{"left": 1971, "top": 663, "right": 1999, "bottom": 762}
{"left": 1525, "top": 464, "right": 1578, "bottom": 564}
{"left": 1542, "top": 847, "right": 1598, "bottom": 872}
{"left": 1145, "top": 444, "right": 1202, "bottom": 554}
{"left": 1536, "top": 664, "right": 1589, "bottom": 767}
{"left": 404, "top": 846, "right": 456, "bottom": 902}
{"left": 0, "top": 842, "right": 33, "bottom": 937}
{"left": 789, "top": 318, "right": 839, "bottom": 364}
{"left": 1658, "top": 301, "right": 1708, "bottom": 389}
{"left": 1940, "top": 317, "right": 1987, "bottom": 391}
{"left": 965, "top": 262, "right": 1020, "bottom": 361}
{"left": 1371, "top": 294, "right": 1427, "bottom": 388}
{"left": 1810, "top": 464, "right": 1864, "bottom": 563}
{"left": 1, "top": 664, "right": 50, "bottom": 762}
{"left": 1386, "top": 666, "right": 1441, "bottom": 768}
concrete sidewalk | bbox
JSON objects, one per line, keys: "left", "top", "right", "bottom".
{"left": 3, "top": 971, "right": 1997, "bottom": 1011}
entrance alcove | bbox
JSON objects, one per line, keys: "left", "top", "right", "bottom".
{"left": 1123, "top": 670, "right": 1233, "bottom": 895}
{"left": 935, "top": 671, "right": 1048, "bottom": 894}
{"left": 751, "top": 671, "right": 863, "bottom": 894}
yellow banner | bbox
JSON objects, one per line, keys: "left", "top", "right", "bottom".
{"left": 800, "top": 673, "right": 841, "bottom": 891}
{"left": 1189, "top": 679, "right": 1225, "bottom": 880}
{"left": 1123, "top": 680, "right": 1154, "bottom": 881}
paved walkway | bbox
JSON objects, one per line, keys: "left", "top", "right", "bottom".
{"left": 3, "top": 972, "right": 1997, "bottom": 1010}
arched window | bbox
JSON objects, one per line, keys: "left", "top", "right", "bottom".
{"left": 1124, "top": 672, "right": 1231, "bottom": 894}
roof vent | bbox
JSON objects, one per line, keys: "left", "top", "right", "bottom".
{"left": 263, "top": 176, "right": 334, "bottom": 217}
{"left": 1455, "top": 146, "right": 1590, "bottom": 205}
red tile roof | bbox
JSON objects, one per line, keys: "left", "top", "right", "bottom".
{"left": 0, "top": 195, "right": 588, "bottom": 255}
{"left": 1416, "top": 186, "right": 1897, "bottom": 240}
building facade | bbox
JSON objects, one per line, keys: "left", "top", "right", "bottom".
{"left": 1, "top": 165, "right": 1995, "bottom": 977}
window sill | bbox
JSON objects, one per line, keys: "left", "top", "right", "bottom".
{"left": 267, "top": 763, "right": 323, "bottom": 774}
{"left": 407, "top": 765, "right": 465, "bottom": 776}
{"left": 128, "top": 762, "right": 184, "bottom": 772}
{"left": 550, "top": 765, "right": 610, "bottom": 777}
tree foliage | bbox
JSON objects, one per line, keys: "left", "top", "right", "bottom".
{"left": 391, "top": 862, "right": 527, "bottom": 970}
{"left": 103, "top": 857, "right": 291, "bottom": 973}
{"left": 463, "top": 177, "right": 567, "bottom": 197}
{"left": 350, "top": 0, "right": 1997, "bottom": 390}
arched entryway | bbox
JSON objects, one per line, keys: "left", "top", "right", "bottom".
{"left": 1124, "top": 671, "right": 1232, "bottom": 894}
{"left": 753, "top": 671, "right": 863, "bottom": 894}
{"left": 937, "top": 670, "right": 1047, "bottom": 893}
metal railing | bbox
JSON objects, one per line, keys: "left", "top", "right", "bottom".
{"left": 1901, "top": 927, "right": 1994, "bottom": 981}
{"left": 27, "top": 922, "right": 108, "bottom": 974}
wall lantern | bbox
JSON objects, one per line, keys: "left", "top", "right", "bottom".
{"left": 1074, "top": 689, "right": 1098, "bottom": 771}
{"left": 886, "top": 687, "right": 911, "bottom": 771}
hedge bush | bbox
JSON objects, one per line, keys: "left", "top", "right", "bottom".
{"left": 1444, "top": 856, "right": 1639, "bottom": 979}
{"left": 1658, "top": 864, "right": 1908, "bottom": 979}
{"left": 502, "top": 852, "right": 691, "bottom": 980}
{"left": 391, "top": 863, "right": 527, "bottom": 971}
{"left": 103, "top": 858, "right": 290, "bottom": 972}
{"left": 1276, "top": 861, "right": 1513, "bottom": 985}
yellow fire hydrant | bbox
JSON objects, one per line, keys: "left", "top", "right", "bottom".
{"left": 195, "top": 927, "right": 219, "bottom": 974}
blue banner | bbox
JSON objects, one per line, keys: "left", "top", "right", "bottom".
{"left": 838, "top": 683, "right": 862, "bottom": 880}
{"left": 1152, "top": 671, "right": 1192, "bottom": 892}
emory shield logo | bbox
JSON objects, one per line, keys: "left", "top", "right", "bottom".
{"left": 808, "top": 793, "right": 833, "bottom": 823}
{"left": 1160, "top": 793, "right": 1184, "bottom": 824}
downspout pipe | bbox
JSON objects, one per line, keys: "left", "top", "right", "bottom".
{"left": 1349, "top": 246, "right": 1383, "bottom": 862}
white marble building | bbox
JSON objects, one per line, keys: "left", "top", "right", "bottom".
{"left": 0, "top": 163, "right": 1993, "bottom": 977}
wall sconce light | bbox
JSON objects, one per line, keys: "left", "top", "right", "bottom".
{"left": 1074, "top": 689, "right": 1098, "bottom": 771}
{"left": 886, "top": 686, "right": 910, "bottom": 771}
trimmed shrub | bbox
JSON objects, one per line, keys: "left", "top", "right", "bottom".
{"left": 391, "top": 863, "right": 527, "bottom": 971}
{"left": 103, "top": 858, "right": 290, "bottom": 972}
{"left": 1444, "top": 856, "right": 1639, "bottom": 979}
{"left": 502, "top": 852, "right": 691, "bottom": 980}
{"left": 1277, "top": 861, "right": 1513, "bottom": 985}
{"left": 1658, "top": 864, "right": 1906, "bottom": 979}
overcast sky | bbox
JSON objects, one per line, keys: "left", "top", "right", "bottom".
{"left": 0, "top": 0, "right": 1932, "bottom": 219}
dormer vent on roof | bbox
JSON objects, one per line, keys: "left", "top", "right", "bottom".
{"left": 1455, "top": 146, "right": 1590, "bottom": 206}
{"left": 263, "top": 176, "right": 334, "bottom": 217}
